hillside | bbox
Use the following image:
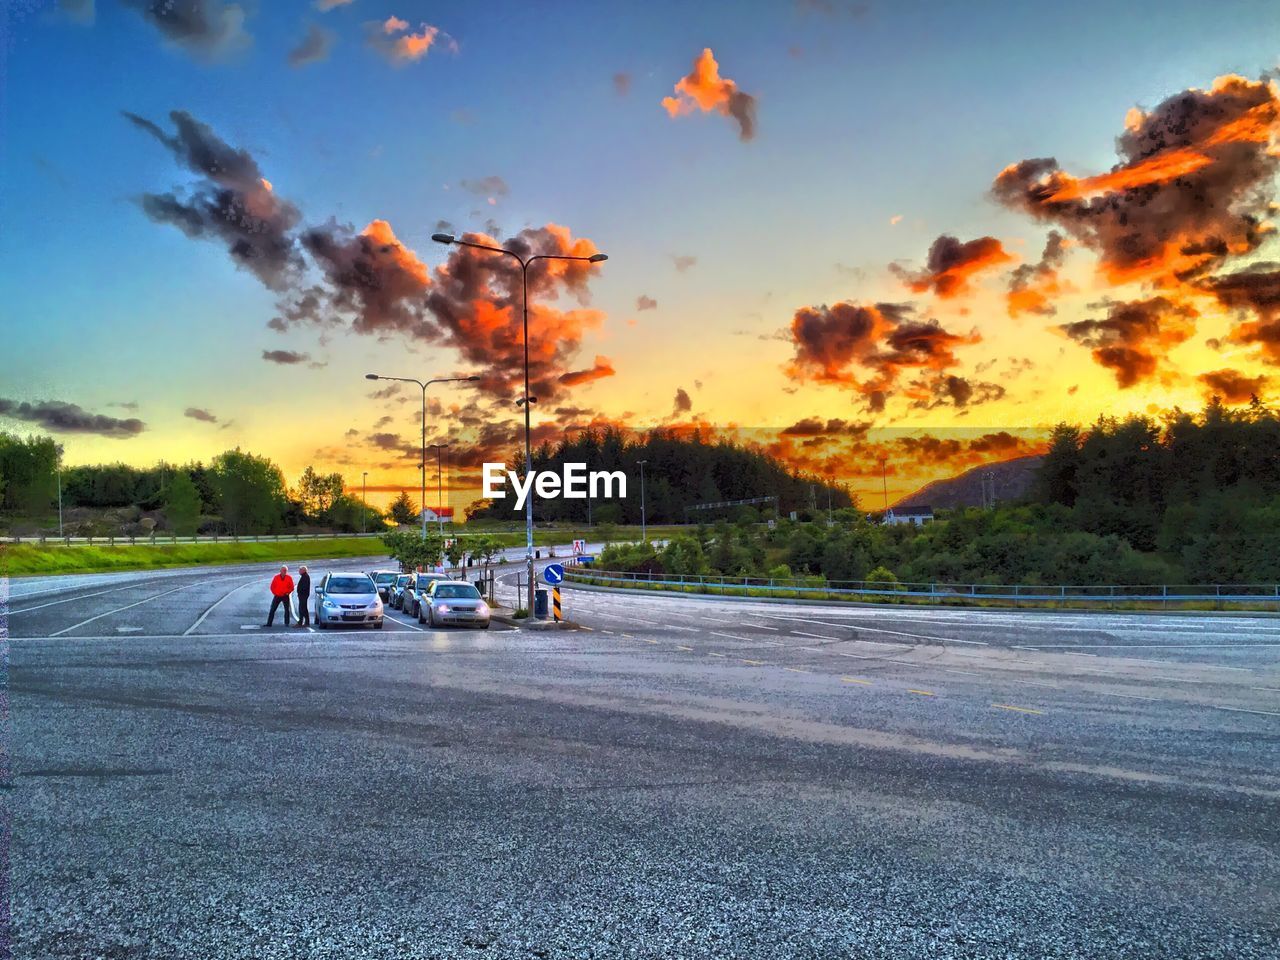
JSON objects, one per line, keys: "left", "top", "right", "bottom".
{"left": 893, "top": 454, "right": 1043, "bottom": 511}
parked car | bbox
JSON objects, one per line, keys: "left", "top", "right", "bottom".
{"left": 398, "top": 572, "right": 451, "bottom": 619}
{"left": 370, "top": 570, "right": 399, "bottom": 603}
{"left": 389, "top": 574, "right": 411, "bottom": 609}
{"left": 420, "top": 580, "right": 491, "bottom": 629}
{"left": 316, "top": 572, "right": 384, "bottom": 629}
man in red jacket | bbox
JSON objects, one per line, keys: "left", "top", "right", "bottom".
{"left": 266, "top": 565, "right": 295, "bottom": 627}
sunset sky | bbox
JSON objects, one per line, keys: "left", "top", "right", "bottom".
{"left": 4, "top": 0, "right": 1280, "bottom": 509}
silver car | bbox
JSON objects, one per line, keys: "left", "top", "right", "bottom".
{"left": 400, "top": 572, "right": 450, "bottom": 619}
{"left": 316, "top": 573, "right": 384, "bottom": 629}
{"left": 420, "top": 580, "right": 491, "bottom": 629}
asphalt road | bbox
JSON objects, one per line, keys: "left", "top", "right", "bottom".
{"left": 4, "top": 560, "right": 1279, "bottom": 958}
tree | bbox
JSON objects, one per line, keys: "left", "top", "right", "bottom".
{"left": 164, "top": 470, "right": 202, "bottom": 536}
{"left": 0, "top": 432, "right": 59, "bottom": 517}
{"left": 208, "top": 449, "right": 286, "bottom": 535}
{"left": 381, "top": 530, "right": 444, "bottom": 572}
{"left": 389, "top": 490, "right": 417, "bottom": 525}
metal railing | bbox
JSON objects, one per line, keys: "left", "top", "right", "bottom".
{"left": 565, "top": 568, "right": 1280, "bottom": 610}
{"left": 2, "top": 531, "right": 388, "bottom": 547}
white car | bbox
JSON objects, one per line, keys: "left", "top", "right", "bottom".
{"left": 315, "top": 573, "right": 384, "bottom": 629}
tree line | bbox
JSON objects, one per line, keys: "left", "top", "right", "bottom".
{"left": 468, "top": 426, "right": 854, "bottom": 525}
{"left": 597, "top": 402, "right": 1280, "bottom": 587}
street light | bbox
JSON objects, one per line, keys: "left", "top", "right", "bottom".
{"left": 428, "top": 443, "right": 449, "bottom": 538}
{"left": 564, "top": 426, "right": 593, "bottom": 527}
{"left": 364, "top": 372, "right": 479, "bottom": 539}
{"left": 432, "top": 231, "right": 609, "bottom": 613}
{"left": 637, "top": 459, "right": 649, "bottom": 542}
{"left": 362, "top": 471, "right": 368, "bottom": 534}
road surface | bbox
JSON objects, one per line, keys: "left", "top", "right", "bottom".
{"left": 4, "top": 560, "right": 1279, "bottom": 958}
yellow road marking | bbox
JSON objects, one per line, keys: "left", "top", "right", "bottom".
{"left": 783, "top": 666, "right": 810, "bottom": 674}
{"left": 908, "top": 689, "right": 935, "bottom": 697}
{"left": 707, "top": 652, "right": 726, "bottom": 658}
{"left": 642, "top": 638, "right": 659, "bottom": 644}
{"left": 841, "top": 676, "right": 873, "bottom": 685}
{"left": 740, "top": 658, "right": 765, "bottom": 665}
{"left": 992, "top": 703, "right": 1043, "bottom": 715}
{"left": 676, "top": 645, "right": 694, "bottom": 651}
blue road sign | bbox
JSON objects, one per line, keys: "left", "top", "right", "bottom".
{"left": 542, "top": 563, "right": 565, "bottom": 585}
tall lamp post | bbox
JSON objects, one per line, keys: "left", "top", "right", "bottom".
{"left": 432, "top": 231, "right": 608, "bottom": 614}
{"left": 637, "top": 459, "right": 649, "bottom": 542}
{"left": 364, "top": 373, "right": 478, "bottom": 539}
{"left": 564, "top": 425, "right": 593, "bottom": 527}
{"left": 361, "top": 471, "right": 368, "bottom": 534}
{"left": 428, "top": 443, "right": 449, "bottom": 538}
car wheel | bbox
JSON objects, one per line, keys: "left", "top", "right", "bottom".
{"left": 479, "top": 621, "right": 490, "bottom": 630}
{"left": 374, "top": 621, "right": 384, "bottom": 630}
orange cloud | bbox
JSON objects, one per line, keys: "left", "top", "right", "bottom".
{"left": 1058, "top": 297, "right": 1197, "bottom": 387}
{"left": 559, "top": 356, "right": 616, "bottom": 387}
{"left": 368, "top": 16, "right": 453, "bottom": 64}
{"left": 661, "top": 48, "right": 757, "bottom": 141}
{"left": 893, "top": 235, "right": 1013, "bottom": 299}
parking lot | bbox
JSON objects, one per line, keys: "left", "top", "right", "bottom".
{"left": 5, "top": 561, "right": 1279, "bottom": 957}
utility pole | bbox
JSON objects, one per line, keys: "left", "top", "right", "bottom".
{"left": 361, "top": 471, "right": 367, "bottom": 534}
{"left": 879, "top": 457, "right": 889, "bottom": 513}
{"left": 637, "top": 459, "right": 649, "bottom": 541}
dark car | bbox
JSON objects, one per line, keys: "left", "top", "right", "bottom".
{"left": 316, "top": 572, "right": 384, "bottom": 629}
{"left": 389, "top": 574, "right": 411, "bottom": 609}
{"left": 370, "top": 570, "right": 399, "bottom": 603}
{"left": 420, "top": 580, "right": 491, "bottom": 629}
{"left": 399, "top": 572, "right": 450, "bottom": 619}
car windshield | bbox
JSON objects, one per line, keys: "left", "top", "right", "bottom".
{"left": 374, "top": 573, "right": 396, "bottom": 584}
{"left": 327, "top": 577, "right": 375, "bottom": 594}
{"left": 434, "top": 583, "right": 481, "bottom": 600}
{"left": 396, "top": 576, "right": 410, "bottom": 586}
{"left": 416, "top": 575, "right": 444, "bottom": 588}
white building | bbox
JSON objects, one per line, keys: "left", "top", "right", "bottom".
{"left": 882, "top": 506, "right": 934, "bottom": 526}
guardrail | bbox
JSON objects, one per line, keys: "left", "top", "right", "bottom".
{"left": 565, "top": 568, "right": 1280, "bottom": 610}
{"left": 2, "top": 531, "right": 388, "bottom": 547}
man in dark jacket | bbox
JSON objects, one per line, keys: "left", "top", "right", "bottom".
{"left": 295, "top": 565, "right": 311, "bottom": 627}
{"left": 266, "top": 565, "right": 294, "bottom": 627}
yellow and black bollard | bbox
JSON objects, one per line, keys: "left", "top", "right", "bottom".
{"left": 552, "top": 586, "right": 562, "bottom": 622}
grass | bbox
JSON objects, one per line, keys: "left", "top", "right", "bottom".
{"left": 0, "top": 525, "right": 690, "bottom": 577}
{"left": 1, "top": 537, "right": 391, "bottom": 577}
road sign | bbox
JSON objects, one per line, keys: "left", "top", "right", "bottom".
{"left": 542, "top": 563, "right": 565, "bottom": 585}
{"left": 552, "top": 586, "right": 562, "bottom": 621}
{"left": 573, "top": 539, "right": 585, "bottom": 554}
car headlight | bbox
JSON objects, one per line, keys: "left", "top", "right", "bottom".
{"left": 477, "top": 603, "right": 490, "bottom": 615}
{"left": 322, "top": 599, "right": 337, "bottom": 609}
{"left": 436, "top": 603, "right": 451, "bottom": 612}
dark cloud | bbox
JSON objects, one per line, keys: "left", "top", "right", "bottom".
{"left": 126, "top": 110, "right": 302, "bottom": 290}
{"left": 1199, "top": 368, "right": 1268, "bottom": 403}
{"left": 673, "top": 387, "right": 692, "bottom": 414}
{"left": 1201, "top": 264, "right": 1280, "bottom": 363}
{"left": 891, "top": 235, "right": 1012, "bottom": 298}
{"left": 672, "top": 255, "right": 697, "bottom": 272}
{"left": 0, "top": 399, "right": 144, "bottom": 438}
{"left": 262, "top": 349, "right": 311, "bottom": 365}
{"left": 459, "top": 175, "right": 509, "bottom": 200}
{"left": 780, "top": 417, "right": 871, "bottom": 439}
{"left": 613, "top": 72, "right": 631, "bottom": 96}
{"left": 636, "top": 294, "right": 658, "bottom": 311}
{"left": 1058, "top": 297, "right": 1196, "bottom": 387}
{"left": 786, "top": 300, "right": 979, "bottom": 410}
{"left": 288, "top": 23, "right": 334, "bottom": 67}
{"left": 993, "top": 74, "right": 1280, "bottom": 285}
{"left": 184, "top": 406, "right": 219, "bottom": 423}
{"left": 662, "top": 48, "right": 757, "bottom": 141}
{"left": 1007, "top": 231, "right": 1068, "bottom": 317}
{"left": 908, "top": 375, "right": 1006, "bottom": 411}
{"left": 122, "top": 0, "right": 252, "bottom": 62}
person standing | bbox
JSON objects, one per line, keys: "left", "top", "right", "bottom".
{"left": 295, "top": 565, "right": 311, "bottom": 628}
{"left": 266, "top": 565, "right": 294, "bottom": 627}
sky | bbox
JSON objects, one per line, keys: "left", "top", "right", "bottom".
{"left": 3, "top": 0, "right": 1280, "bottom": 509}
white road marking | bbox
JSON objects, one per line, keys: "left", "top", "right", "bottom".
{"left": 50, "top": 583, "right": 204, "bottom": 638}
{"left": 183, "top": 578, "right": 260, "bottom": 636}
{"left": 791, "top": 630, "right": 842, "bottom": 641}
{"left": 9, "top": 581, "right": 171, "bottom": 615}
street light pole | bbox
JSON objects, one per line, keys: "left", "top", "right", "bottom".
{"left": 429, "top": 443, "right": 449, "bottom": 538}
{"left": 362, "top": 471, "right": 368, "bottom": 534}
{"left": 432, "top": 231, "right": 608, "bottom": 614}
{"left": 637, "top": 459, "right": 648, "bottom": 542}
{"left": 364, "top": 373, "right": 478, "bottom": 540}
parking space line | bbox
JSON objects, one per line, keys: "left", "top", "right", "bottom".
{"left": 51, "top": 582, "right": 207, "bottom": 637}
{"left": 791, "top": 630, "right": 842, "bottom": 641}
{"left": 739, "top": 658, "right": 765, "bottom": 666}
{"left": 183, "top": 577, "right": 259, "bottom": 636}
